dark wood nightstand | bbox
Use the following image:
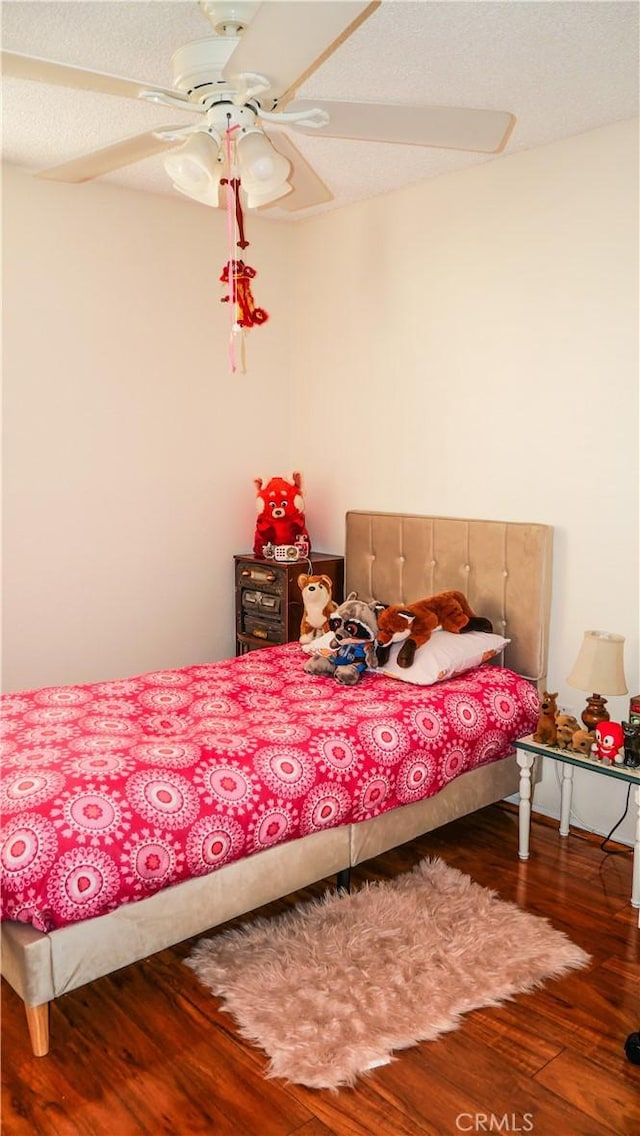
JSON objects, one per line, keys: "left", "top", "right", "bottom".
{"left": 234, "top": 552, "right": 344, "bottom": 655}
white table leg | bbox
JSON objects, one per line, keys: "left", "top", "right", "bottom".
{"left": 559, "top": 763, "right": 574, "bottom": 837}
{"left": 632, "top": 785, "right": 640, "bottom": 910}
{"left": 516, "top": 749, "right": 535, "bottom": 861}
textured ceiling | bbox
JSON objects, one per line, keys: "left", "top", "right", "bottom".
{"left": 2, "top": 0, "right": 639, "bottom": 221}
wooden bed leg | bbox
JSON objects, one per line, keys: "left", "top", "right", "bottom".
{"left": 25, "top": 1002, "right": 50, "bottom": 1056}
{"left": 336, "top": 867, "right": 351, "bottom": 893}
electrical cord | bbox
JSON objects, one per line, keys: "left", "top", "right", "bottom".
{"left": 599, "top": 783, "right": 632, "bottom": 854}
{"left": 552, "top": 764, "right": 632, "bottom": 855}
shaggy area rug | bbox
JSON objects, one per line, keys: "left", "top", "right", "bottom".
{"left": 186, "top": 858, "right": 590, "bottom": 1090}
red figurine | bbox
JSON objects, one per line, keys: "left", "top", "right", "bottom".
{"left": 591, "top": 721, "right": 624, "bottom": 764}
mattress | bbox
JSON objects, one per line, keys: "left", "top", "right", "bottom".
{"left": 1, "top": 643, "right": 539, "bottom": 932}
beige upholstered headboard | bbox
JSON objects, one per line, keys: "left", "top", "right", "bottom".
{"left": 345, "top": 511, "right": 553, "bottom": 686}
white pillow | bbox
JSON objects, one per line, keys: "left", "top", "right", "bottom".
{"left": 376, "top": 628, "right": 510, "bottom": 686}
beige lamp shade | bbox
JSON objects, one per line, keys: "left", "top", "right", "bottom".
{"left": 566, "top": 630, "right": 628, "bottom": 695}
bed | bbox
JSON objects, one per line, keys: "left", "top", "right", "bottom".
{"left": 1, "top": 510, "right": 553, "bottom": 1055}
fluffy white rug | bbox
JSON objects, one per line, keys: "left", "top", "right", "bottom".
{"left": 186, "top": 858, "right": 590, "bottom": 1090}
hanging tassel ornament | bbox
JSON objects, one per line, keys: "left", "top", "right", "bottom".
{"left": 220, "top": 128, "right": 269, "bottom": 374}
{"left": 219, "top": 259, "right": 269, "bottom": 328}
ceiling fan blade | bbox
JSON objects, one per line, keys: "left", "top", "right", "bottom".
{"left": 287, "top": 100, "right": 516, "bottom": 154}
{"left": 35, "top": 128, "right": 186, "bottom": 184}
{"left": 1, "top": 50, "right": 190, "bottom": 105}
{"left": 223, "top": 1, "right": 379, "bottom": 103}
{"left": 265, "top": 133, "right": 333, "bottom": 211}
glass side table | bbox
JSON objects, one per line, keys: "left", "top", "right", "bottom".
{"left": 515, "top": 733, "right": 640, "bottom": 913}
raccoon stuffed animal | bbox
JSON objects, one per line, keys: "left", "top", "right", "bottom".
{"left": 304, "top": 593, "right": 379, "bottom": 686}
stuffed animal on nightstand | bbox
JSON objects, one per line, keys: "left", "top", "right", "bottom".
{"left": 591, "top": 721, "right": 625, "bottom": 764}
{"left": 622, "top": 721, "right": 640, "bottom": 768}
{"left": 253, "top": 471, "right": 310, "bottom": 558}
{"left": 298, "top": 574, "right": 338, "bottom": 644}
{"left": 570, "top": 729, "right": 595, "bottom": 756}
{"left": 533, "top": 692, "right": 559, "bottom": 745}
{"left": 555, "top": 714, "right": 581, "bottom": 750}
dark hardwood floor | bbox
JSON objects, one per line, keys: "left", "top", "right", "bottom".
{"left": 2, "top": 804, "right": 639, "bottom": 1135}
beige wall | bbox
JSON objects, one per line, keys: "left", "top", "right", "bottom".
{"left": 2, "top": 169, "right": 292, "bottom": 687}
{"left": 2, "top": 118, "right": 638, "bottom": 841}
{"left": 287, "top": 119, "right": 639, "bottom": 844}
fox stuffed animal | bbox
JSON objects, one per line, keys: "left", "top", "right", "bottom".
{"left": 376, "top": 589, "right": 493, "bottom": 669}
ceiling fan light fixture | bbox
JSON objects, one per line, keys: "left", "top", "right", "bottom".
{"left": 243, "top": 180, "right": 293, "bottom": 209}
{"left": 163, "top": 130, "right": 221, "bottom": 196}
{"left": 236, "top": 129, "right": 291, "bottom": 191}
{"left": 171, "top": 180, "right": 222, "bottom": 209}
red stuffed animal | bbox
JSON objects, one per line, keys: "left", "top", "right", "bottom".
{"left": 253, "top": 471, "right": 310, "bottom": 558}
{"left": 591, "top": 721, "right": 624, "bottom": 764}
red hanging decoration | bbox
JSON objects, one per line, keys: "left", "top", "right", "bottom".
{"left": 219, "top": 172, "right": 268, "bottom": 328}
{"left": 220, "top": 260, "right": 269, "bottom": 327}
{"left": 221, "top": 126, "right": 269, "bottom": 373}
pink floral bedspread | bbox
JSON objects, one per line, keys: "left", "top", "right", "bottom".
{"left": 0, "top": 645, "right": 538, "bottom": 931}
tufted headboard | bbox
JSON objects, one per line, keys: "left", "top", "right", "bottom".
{"left": 345, "top": 511, "right": 553, "bottom": 687}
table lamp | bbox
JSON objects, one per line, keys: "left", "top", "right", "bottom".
{"left": 566, "top": 630, "right": 628, "bottom": 732}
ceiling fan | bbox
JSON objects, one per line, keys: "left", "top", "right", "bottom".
{"left": 2, "top": 0, "right": 516, "bottom": 213}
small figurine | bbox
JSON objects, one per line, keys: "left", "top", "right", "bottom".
{"left": 533, "top": 691, "right": 559, "bottom": 745}
{"left": 591, "top": 721, "right": 624, "bottom": 764}
{"left": 555, "top": 714, "right": 581, "bottom": 750}
{"left": 622, "top": 720, "right": 640, "bottom": 769}
{"left": 570, "top": 728, "right": 595, "bottom": 756}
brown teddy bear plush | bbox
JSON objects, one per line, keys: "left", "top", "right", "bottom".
{"left": 298, "top": 574, "right": 338, "bottom": 644}
{"left": 533, "top": 691, "right": 559, "bottom": 744}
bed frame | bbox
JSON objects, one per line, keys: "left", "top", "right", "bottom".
{"left": 1, "top": 511, "right": 553, "bottom": 1055}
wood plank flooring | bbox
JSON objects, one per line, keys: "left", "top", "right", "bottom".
{"left": 2, "top": 804, "right": 639, "bottom": 1135}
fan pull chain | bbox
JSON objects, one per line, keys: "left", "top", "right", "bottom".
{"left": 220, "top": 176, "right": 249, "bottom": 251}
